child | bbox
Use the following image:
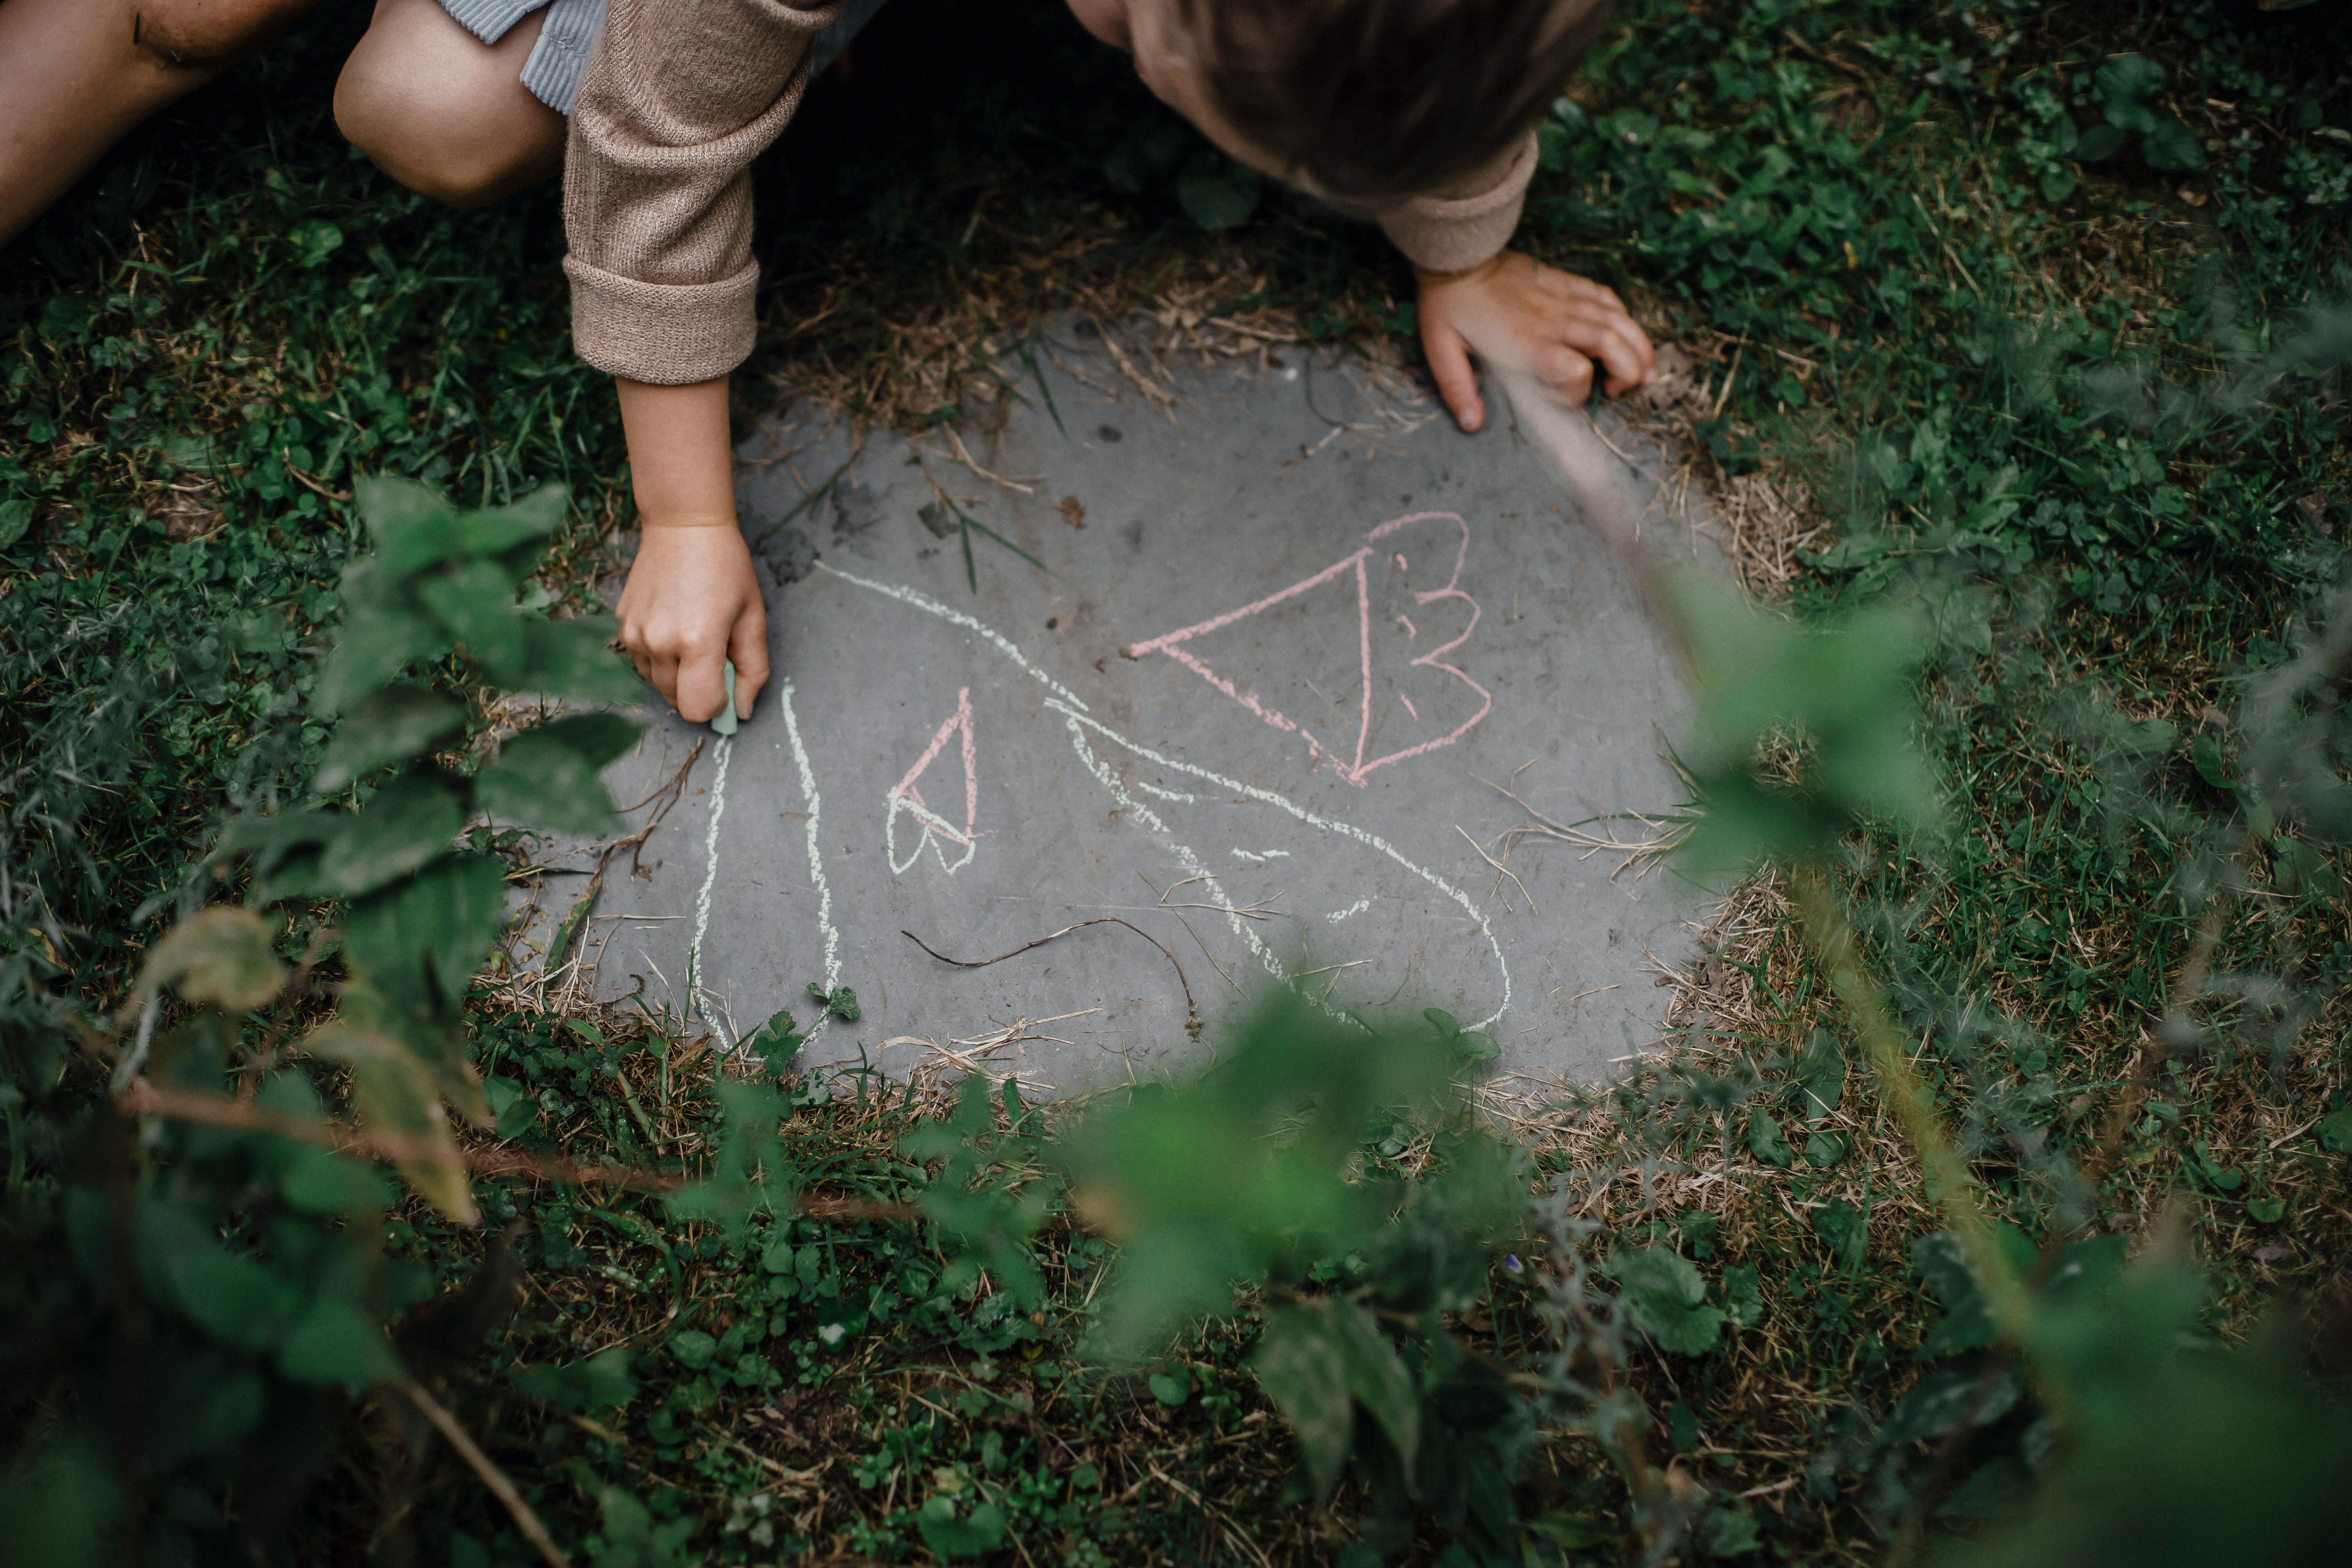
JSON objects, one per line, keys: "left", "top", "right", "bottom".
{"left": 1, "top": 0, "right": 1656, "bottom": 727}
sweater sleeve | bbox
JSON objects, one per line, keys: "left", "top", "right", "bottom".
{"left": 1375, "top": 131, "right": 1540, "bottom": 275}
{"left": 562, "top": 0, "right": 842, "bottom": 385}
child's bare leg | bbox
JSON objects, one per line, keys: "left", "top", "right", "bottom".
{"left": 0, "top": 0, "right": 318, "bottom": 248}
{"left": 334, "top": 0, "right": 563, "bottom": 209}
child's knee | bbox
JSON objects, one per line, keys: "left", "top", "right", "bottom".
{"left": 334, "top": 67, "right": 558, "bottom": 209}
{"left": 134, "top": 0, "right": 318, "bottom": 70}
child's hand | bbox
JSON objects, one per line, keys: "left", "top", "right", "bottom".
{"left": 1416, "top": 251, "right": 1656, "bottom": 432}
{"left": 616, "top": 523, "right": 769, "bottom": 725}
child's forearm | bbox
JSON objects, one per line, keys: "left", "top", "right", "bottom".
{"left": 611, "top": 373, "right": 767, "bottom": 724}
{"left": 616, "top": 375, "right": 736, "bottom": 529}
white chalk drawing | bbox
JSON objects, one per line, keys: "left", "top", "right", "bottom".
{"left": 1125, "top": 512, "right": 1493, "bottom": 786}
{"left": 686, "top": 734, "right": 735, "bottom": 1041}
{"left": 805, "top": 561, "right": 1510, "bottom": 1032}
{"left": 1047, "top": 699, "right": 1512, "bottom": 1031}
{"left": 778, "top": 677, "right": 841, "bottom": 1036}
{"left": 1327, "top": 898, "right": 1373, "bottom": 924}
{"left": 886, "top": 686, "right": 982, "bottom": 875}
{"left": 812, "top": 565, "right": 1091, "bottom": 712}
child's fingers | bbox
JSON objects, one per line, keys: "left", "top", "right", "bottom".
{"left": 1536, "top": 343, "right": 1597, "bottom": 405}
{"left": 1550, "top": 272, "right": 1628, "bottom": 316}
{"left": 1420, "top": 316, "right": 1485, "bottom": 432}
{"left": 729, "top": 604, "right": 771, "bottom": 719}
{"left": 644, "top": 651, "right": 680, "bottom": 713}
{"left": 1561, "top": 307, "right": 1653, "bottom": 397}
{"left": 673, "top": 646, "right": 729, "bottom": 724}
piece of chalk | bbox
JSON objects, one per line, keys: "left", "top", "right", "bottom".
{"left": 711, "top": 659, "right": 740, "bottom": 736}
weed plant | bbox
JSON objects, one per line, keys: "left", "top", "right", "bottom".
{"left": 5, "top": 0, "right": 2352, "bottom": 1564}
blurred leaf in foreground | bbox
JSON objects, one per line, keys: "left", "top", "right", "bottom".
{"left": 1665, "top": 572, "right": 1945, "bottom": 872}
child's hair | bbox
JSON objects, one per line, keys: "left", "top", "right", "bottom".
{"left": 1184, "top": 0, "right": 1613, "bottom": 203}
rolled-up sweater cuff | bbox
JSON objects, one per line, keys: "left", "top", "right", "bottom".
{"left": 564, "top": 254, "right": 760, "bottom": 384}
{"left": 1377, "top": 132, "right": 1539, "bottom": 275}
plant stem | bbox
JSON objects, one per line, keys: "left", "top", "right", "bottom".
{"left": 399, "top": 1378, "right": 570, "bottom": 1568}
{"left": 1787, "top": 866, "right": 2036, "bottom": 1349}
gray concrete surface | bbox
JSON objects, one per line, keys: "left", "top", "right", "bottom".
{"left": 512, "top": 332, "right": 1724, "bottom": 1093}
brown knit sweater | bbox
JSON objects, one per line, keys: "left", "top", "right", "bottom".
{"left": 562, "top": 0, "right": 1538, "bottom": 386}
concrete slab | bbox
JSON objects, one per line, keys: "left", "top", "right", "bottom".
{"left": 513, "top": 334, "right": 1725, "bottom": 1094}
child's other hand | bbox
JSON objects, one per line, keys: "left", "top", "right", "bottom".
{"left": 1416, "top": 251, "right": 1656, "bottom": 432}
{"left": 616, "top": 523, "right": 769, "bottom": 724}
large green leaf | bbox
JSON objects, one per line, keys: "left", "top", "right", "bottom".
{"left": 664, "top": 1078, "right": 793, "bottom": 1239}
{"left": 341, "top": 851, "right": 509, "bottom": 1009}
{"left": 140, "top": 907, "right": 285, "bottom": 1014}
{"left": 514, "top": 615, "right": 641, "bottom": 704}
{"left": 534, "top": 711, "right": 642, "bottom": 768}
{"left": 2142, "top": 117, "right": 2206, "bottom": 172}
{"left": 359, "top": 475, "right": 469, "bottom": 578}
{"left": 456, "top": 482, "right": 568, "bottom": 561}
{"left": 418, "top": 559, "right": 525, "bottom": 675}
{"left": 2095, "top": 53, "right": 2167, "bottom": 134}
{"left": 279, "top": 1145, "right": 397, "bottom": 1215}
{"left": 1252, "top": 1304, "right": 1357, "bottom": 1499}
{"left": 475, "top": 723, "right": 628, "bottom": 837}
{"left": 140, "top": 1200, "right": 299, "bottom": 1352}
{"left": 216, "top": 806, "right": 338, "bottom": 894}
{"left": 1327, "top": 1298, "right": 1422, "bottom": 1473}
{"left": 508, "top": 1347, "right": 635, "bottom": 1410}
{"left": 310, "top": 770, "right": 463, "bottom": 898}
{"left": 1059, "top": 1004, "right": 1465, "bottom": 1352}
{"left": 307, "top": 1020, "right": 478, "bottom": 1224}
{"left": 916, "top": 1497, "right": 1007, "bottom": 1559}
{"left": 0, "top": 1443, "right": 109, "bottom": 1568}
{"left": 312, "top": 685, "right": 466, "bottom": 793}
{"left": 316, "top": 588, "right": 451, "bottom": 714}
{"left": 1666, "top": 572, "right": 1944, "bottom": 872}
{"left": 277, "top": 1293, "right": 401, "bottom": 1388}
{"left": 595, "top": 1488, "right": 699, "bottom": 1568}
{"left": 1607, "top": 1246, "right": 1724, "bottom": 1356}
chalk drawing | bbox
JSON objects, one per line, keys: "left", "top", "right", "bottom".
{"left": 800, "top": 564, "right": 1515, "bottom": 1029}
{"left": 1231, "top": 848, "right": 1291, "bottom": 863}
{"left": 1047, "top": 699, "right": 1511, "bottom": 1031}
{"left": 1328, "top": 898, "right": 1373, "bottom": 924}
{"left": 706, "top": 559, "right": 1508, "bottom": 1036}
{"left": 778, "top": 678, "right": 841, "bottom": 1040}
{"left": 1124, "top": 512, "right": 1493, "bottom": 786}
{"left": 886, "top": 686, "right": 982, "bottom": 875}
{"left": 686, "top": 734, "right": 734, "bottom": 1043}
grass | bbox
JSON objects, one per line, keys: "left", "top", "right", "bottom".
{"left": 5, "top": 0, "right": 2352, "bottom": 1562}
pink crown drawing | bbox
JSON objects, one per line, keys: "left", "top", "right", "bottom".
{"left": 1124, "top": 511, "right": 1491, "bottom": 786}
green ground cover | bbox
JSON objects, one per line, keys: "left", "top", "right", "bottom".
{"left": 5, "top": 0, "right": 2352, "bottom": 1564}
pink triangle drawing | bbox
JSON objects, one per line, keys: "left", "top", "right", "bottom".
{"left": 1125, "top": 512, "right": 1491, "bottom": 786}
{"left": 885, "top": 686, "right": 980, "bottom": 874}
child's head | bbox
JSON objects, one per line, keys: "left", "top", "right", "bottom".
{"left": 1068, "top": 0, "right": 1614, "bottom": 203}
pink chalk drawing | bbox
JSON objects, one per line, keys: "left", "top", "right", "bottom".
{"left": 1125, "top": 512, "right": 1492, "bottom": 786}
{"left": 885, "top": 686, "right": 981, "bottom": 875}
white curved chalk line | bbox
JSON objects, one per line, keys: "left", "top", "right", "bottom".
{"left": 1047, "top": 700, "right": 1510, "bottom": 1032}
{"left": 777, "top": 677, "right": 842, "bottom": 1045}
{"left": 687, "top": 734, "right": 734, "bottom": 1045}
{"left": 814, "top": 563, "right": 1091, "bottom": 713}
{"left": 1328, "top": 898, "right": 1372, "bottom": 924}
